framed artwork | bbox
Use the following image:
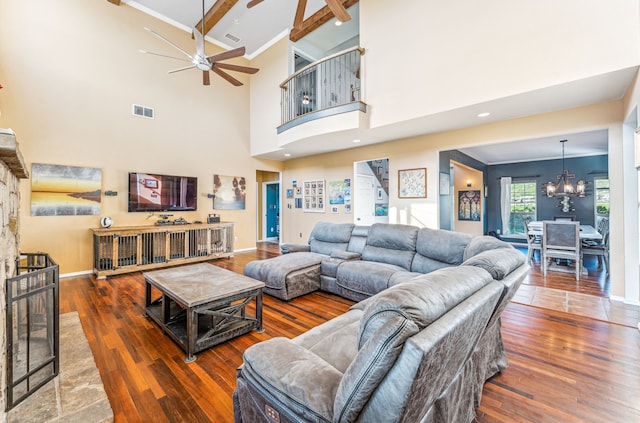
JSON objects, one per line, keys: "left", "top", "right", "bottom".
{"left": 303, "top": 179, "right": 325, "bottom": 213}
{"left": 213, "top": 174, "right": 246, "bottom": 210}
{"left": 439, "top": 172, "right": 451, "bottom": 196}
{"left": 398, "top": 168, "right": 426, "bottom": 198}
{"left": 286, "top": 188, "right": 294, "bottom": 199}
{"left": 31, "top": 163, "right": 102, "bottom": 216}
{"left": 458, "top": 190, "right": 481, "bottom": 221}
{"left": 329, "top": 180, "right": 348, "bottom": 204}
{"left": 375, "top": 203, "right": 388, "bottom": 216}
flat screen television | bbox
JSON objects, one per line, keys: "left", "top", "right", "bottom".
{"left": 128, "top": 172, "right": 197, "bottom": 212}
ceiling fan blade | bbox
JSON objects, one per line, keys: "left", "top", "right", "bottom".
{"left": 211, "top": 66, "right": 243, "bottom": 86}
{"left": 325, "top": 0, "right": 351, "bottom": 22}
{"left": 139, "top": 50, "right": 192, "bottom": 62}
{"left": 247, "top": 0, "right": 264, "bottom": 8}
{"left": 207, "top": 46, "right": 246, "bottom": 63}
{"left": 193, "top": 27, "right": 205, "bottom": 57}
{"left": 203, "top": 70, "right": 210, "bottom": 86}
{"left": 213, "top": 63, "right": 259, "bottom": 74}
{"left": 168, "top": 65, "right": 197, "bottom": 74}
{"left": 144, "top": 27, "right": 195, "bottom": 61}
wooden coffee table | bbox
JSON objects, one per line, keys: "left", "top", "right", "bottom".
{"left": 143, "top": 263, "right": 265, "bottom": 362}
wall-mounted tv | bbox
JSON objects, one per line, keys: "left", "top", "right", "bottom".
{"left": 128, "top": 172, "right": 197, "bottom": 212}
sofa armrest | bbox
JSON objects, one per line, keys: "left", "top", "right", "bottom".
{"left": 241, "top": 337, "right": 342, "bottom": 421}
{"left": 330, "top": 251, "right": 362, "bottom": 260}
{"left": 281, "top": 243, "right": 311, "bottom": 254}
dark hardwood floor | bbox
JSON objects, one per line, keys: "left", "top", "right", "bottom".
{"left": 59, "top": 243, "right": 640, "bottom": 422}
{"left": 516, "top": 246, "right": 612, "bottom": 297}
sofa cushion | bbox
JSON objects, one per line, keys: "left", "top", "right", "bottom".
{"left": 361, "top": 224, "right": 418, "bottom": 270}
{"left": 411, "top": 227, "right": 472, "bottom": 273}
{"left": 357, "top": 266, "right": 494, "bottom": 348}
{"left": 242, "top": 338, "right": 342, "bottom": 422}
{"left": 463, "top": 235, "right": 513, "bottom": 261}
{"left": 336, "top": 261, "right": 406, "bottom": 297}
{"left": 347, "top": 226, "right": 370, "bottom": 254}
{"left": 333, "top": 314, "right": 419, "bottom": 423}
{"left": 308, "top": 222, "right": 354, "bottom": 255}
{"left": 462, "top": 247, "right": 525, "bottom": 280}
{"left": 293, "top": 309, "right": 361, "bottom": 373}
{"left": 243, "top": 252, "right": 325, "bottom": 290}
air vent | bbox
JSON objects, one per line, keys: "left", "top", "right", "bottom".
{"left": 132, "top": 104, "right": 154, "bottom": 119}
{"left": 224, "top": 33, "right": 241, "bottom": 43}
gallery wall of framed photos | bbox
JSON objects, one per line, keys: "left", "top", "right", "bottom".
{"left": 303, "top": 180, "right": 325, "bottom": 213}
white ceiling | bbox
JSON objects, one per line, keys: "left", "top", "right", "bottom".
{"left": 119, "top": 0, "right": 635, "bottom": 163}
{"left": 458, "top": 129, "right": 609, "bottom": 165}
{"left": 124, "top": 0, "right": 359, "bottom": 58}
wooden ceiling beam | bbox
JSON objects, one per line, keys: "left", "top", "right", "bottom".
{"left": 107, "top": 0, "right": 121, "bottom": 5}
{"left": 193, "top": 0, "right": 239, "bottom": 38}
{"left": 289, "top": 0, "right": 358, "bottom": 43}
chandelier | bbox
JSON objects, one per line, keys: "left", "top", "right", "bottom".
{"left": 542, "top": 140, "right": 587, "bottom": 211}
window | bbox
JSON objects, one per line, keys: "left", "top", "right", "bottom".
{"left": 594, "top": 177, "right": 609, "bottom": 223}
{"left": 509, "top": 180, "right": 537, "bottom": 234}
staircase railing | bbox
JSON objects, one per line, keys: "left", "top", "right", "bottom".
{"left": 278, "top": 46, "right": 366, "bottom": 133}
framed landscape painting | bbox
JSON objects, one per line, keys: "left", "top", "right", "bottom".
{"left": 31, "top": 163, "right": 102, "bottom": 216}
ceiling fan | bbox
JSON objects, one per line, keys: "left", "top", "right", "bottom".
{"left": 247, "top": 0, "right": 352, "bottom": 23}
{"left": 141, "top": 0, "right": 259, "bottom": 86}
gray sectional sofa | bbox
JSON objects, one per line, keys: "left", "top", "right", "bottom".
{"left": 235, "top": 222, "right": 529, "bottom": 422}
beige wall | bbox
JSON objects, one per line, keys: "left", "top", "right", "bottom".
{"left": 360, "top": 0, "right": 640, "bottom": 129}
{"left": 281, "top": 101, "right": 628, "bottom": 295}
{"left": 0, "top": 0, "right": 282, "bottom": 274}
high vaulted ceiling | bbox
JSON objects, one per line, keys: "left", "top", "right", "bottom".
{"left": 109, "top": 0, "right": 635, "bottom": 164}
{"left": 112, "top": 0, "right": 359, "bottom": 58}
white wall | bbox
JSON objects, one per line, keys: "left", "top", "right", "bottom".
{"left": 360, "top": 0, "right": 640, "bottom": 129}
{"left": 621, "top": 69, "right": 640, "bottom": 305}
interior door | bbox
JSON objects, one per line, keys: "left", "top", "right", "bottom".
{"left": 354, "top": 175, "right": 375, "bottom": 226}
{"left": 265, "top": 182, "right": 279, "bottom": 240}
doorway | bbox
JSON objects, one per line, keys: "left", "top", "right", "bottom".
{"left": 256, "top": 170, "right": 280, "bottom": 243}
{"left": 354, "top": 158, "right": 389, "bottom": 225}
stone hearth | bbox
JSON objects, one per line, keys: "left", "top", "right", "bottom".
{"left": 7, "top": 312, "right": 113, "bottom": 422}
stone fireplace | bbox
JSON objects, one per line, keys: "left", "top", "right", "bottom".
{"left": 0, "top": 129, "right": 29, "bottom": 414}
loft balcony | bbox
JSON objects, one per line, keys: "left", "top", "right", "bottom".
{"left": 278, "top": 47, "right": 367, "bottom": 134}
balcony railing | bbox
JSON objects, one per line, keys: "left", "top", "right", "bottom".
{"left": 278, "top": 46, "right": 366, "bottom": 133}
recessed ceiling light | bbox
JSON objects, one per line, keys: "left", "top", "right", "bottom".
{"left": 477, "top": 112, "right": 490, "bottom": 118}
{"left": 335, "top": 20, "right": 343, "bottom": 26}
{"left": 352, "top": 139, "right": 361, "bottom": 143}
{"left": 284, "top": 153, "right": 291, "bottom": 157}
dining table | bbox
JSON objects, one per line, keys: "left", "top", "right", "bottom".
{"left": 527, "top": 221, "right": 602, "bottom": 241}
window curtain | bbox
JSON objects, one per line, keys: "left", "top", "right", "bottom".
{"left": 500, "top": 177, "right": 512, "bottom": 235}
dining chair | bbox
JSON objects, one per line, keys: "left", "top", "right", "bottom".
{"left": 524, "top": 218, "right": 541, "bottom": 263}
{"left": 582, "top": 218, "right": 610, "bottom": 274}
{"left": 542, "top": 221, "right": 582, "bottom": 281}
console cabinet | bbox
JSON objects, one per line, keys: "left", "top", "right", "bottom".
{"left": 91, "top": 222, "right": 234, "bottom": 279}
